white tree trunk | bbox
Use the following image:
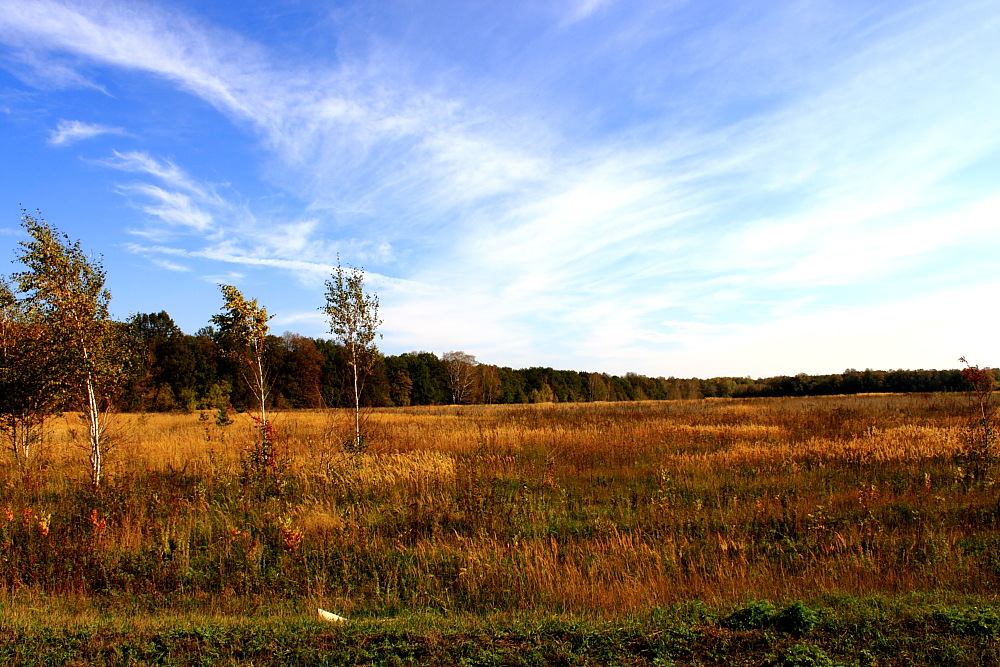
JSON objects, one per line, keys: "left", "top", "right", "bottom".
{"left": 351, "top": 343, "right": 361, "bottom": 451}
{"left": 256, "top": 346, "right": 267, "bottom": 426}
{"left": 85, "top": 373, "right": 102, "bottom": 487}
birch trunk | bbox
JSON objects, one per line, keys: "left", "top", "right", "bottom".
{"left": 352, "top": 343, "right": 361, "bottom": 451}
{"left": 86, "top": 373, "right": 102, "bottom": 487}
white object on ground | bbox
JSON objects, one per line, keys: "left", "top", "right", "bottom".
{"left": 318, "top": 608, "right": 347, "bottom": 622}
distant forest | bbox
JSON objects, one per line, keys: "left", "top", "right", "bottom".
{"left": 126, "top": 311, "right": 972, "bottom": 413}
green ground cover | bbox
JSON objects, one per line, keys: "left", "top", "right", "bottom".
{"left": 3, "top": 595, "right": 1000, "bottom": 666}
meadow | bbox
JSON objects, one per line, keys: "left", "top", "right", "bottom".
{"left": 2, "top": 393, "right": 999, "bottom": 665}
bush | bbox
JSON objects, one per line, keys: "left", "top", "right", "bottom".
{"left": 773, "top": 601, "right": 819, "bottom": 636}
{"left": 722, "top": 600, "right": 777, "bottom": 630}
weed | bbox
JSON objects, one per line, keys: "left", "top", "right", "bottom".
{"left": 774, "top": 601, "right": 819, "bottom": 636}
{"left": 767, "top": 642, "right": 836, "bottom": 667}
{"left": 723, "top": 600, "right": 777, "bottom": 630}
{"left": 932, "top": 606, "right": 1000, "bottom": 638}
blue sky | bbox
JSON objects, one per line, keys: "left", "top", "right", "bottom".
{"left": 2, "top": 0, "right": 999, "bottom": 378}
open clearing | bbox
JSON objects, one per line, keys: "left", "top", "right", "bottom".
{"left": 2, "top": 394, "right": 999, "bottom": 664}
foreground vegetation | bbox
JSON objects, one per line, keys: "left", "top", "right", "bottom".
{"left": 2, "top": 393, "right": 998, "bottom": 663}
{"left": 3, "top": 595, "right": 1000, "bottom": 666}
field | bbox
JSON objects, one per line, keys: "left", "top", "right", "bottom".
{"left": 2, "top": 393, "right": 1000, "bottom": 665}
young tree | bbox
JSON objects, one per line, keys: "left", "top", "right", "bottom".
{"left": 322, "top": 258, "right": 381, "bottom": 451}
{"left": 0, "top": 277, "right": 62, "bottom": 466}
{"left": 8, "top": 210, "right": 128, "bottom": 486}
{"left": 959, "top": 356, "right": 995, "bottom": 482}
{"left": 211, "top": 285, "right": 273, "bottom": 426}
{"left": 960, "top": 356, "right": 995, "bottom": 433}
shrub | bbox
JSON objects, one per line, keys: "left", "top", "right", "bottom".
{"left": 722, "top": 600, "right": 777, "bottom": 630}
{"left": 774, "top": 601, "right": 819, "bottom": 636}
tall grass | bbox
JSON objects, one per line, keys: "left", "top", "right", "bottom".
{"left": 1, "top": 393, "right": 995, "bottom": 617}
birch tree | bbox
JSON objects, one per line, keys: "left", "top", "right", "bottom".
{"left": 8, "top": 210, "right": 127, "bottom": 486}
{"left": 211, "top": 285, "right": 273, "bottom": 426}
{"left": 443, "top": 351, "right": 477, "bottom": 404}
{"left": 322, "top": 258, "right": 381, "bottom": 451}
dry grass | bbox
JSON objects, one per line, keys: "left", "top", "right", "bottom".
{"left": 1, "top": 392, "right": 995, "bottom": 617}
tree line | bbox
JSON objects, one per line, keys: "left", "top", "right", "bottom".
{"left": 119, "top": 323, "right": 972, "bottom": 413}
{"left": 0, "top": 209, "right": 982, "bottom": 486}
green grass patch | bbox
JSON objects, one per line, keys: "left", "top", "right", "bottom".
{"left": 3, "top": 595, "right": 1000, "bottom": 666}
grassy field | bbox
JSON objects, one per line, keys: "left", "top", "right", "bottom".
{"left": 2, "top": 393, "right": 999, "bottom": 664}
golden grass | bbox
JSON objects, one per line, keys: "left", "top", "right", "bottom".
{"left": 2, "top": 392, "right": 995, "bottom": 617}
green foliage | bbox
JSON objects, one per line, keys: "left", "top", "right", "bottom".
{"left": 11, "top": 210, "right": 111, "bottom": 326}
{"left": 107, "top": 319, "right": 983, "bottom": 411}
{"left": 202, "top": 381, "right": 233, "bottom": 413}
{"left": 212, "top": 286, "right": 272, "bottom": 357}
{"left": 932, "top": 606, "right": 1000, "bottom": 638}
{"left": 767, "top": 643, "right": 835, "bottom": 667}
{"left": 721, "top": 600, "right": 819, "bottom": 638}
{"left": 4, "top": 601, "right": 1000, "bottom": 666}
{"left": 722, "top": 600, "right": 777, "bottom": 630}
{"left": 322, "top": 258, "right": 381, "bottom": 367}
{"left": 774, "top": 601, "right": 820, "bottom": 636}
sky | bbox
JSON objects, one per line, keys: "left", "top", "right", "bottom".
{"left": 1, "top": 0, "right": 999, "bottom": 379}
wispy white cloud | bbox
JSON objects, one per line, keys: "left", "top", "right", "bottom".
{"left": 122, "top": 238, "right": 397, "bottom": 292}
{"left": 3, "top": 47, "right": 110, "bottom": 92}
{"left": 0, "top": 0, "right": 556, "bottom": 220}
{"left": 2, "top": 0, "right": 999, "bottom": 373}
{"left": 99, "top": 151, "right": 224, "bottom": 238}
{"left": 101, "top": 151, "right": 211, "bottom": 196}
{"left": 94, "top": 142, "right": 400, "bottom": 286}
{"left": 760, "top": 195, "right": 1000, "bottom": 288}
{"left": 198, "top": 271, "right": 244, "bottom": 285}
{"left": 150, "top": 258, "right": 190, "bottom": 272}
{"left": 0, "top": 1, "right": 273, "bottom": 119}
{"left": 557, "top": 0, "right": 623, "bottom": 29}
{"left": 48, "top": 119, "right": 125, "bottom": 145}
{"left": 117, "top": 184, "right": 213, "bottom": 233}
